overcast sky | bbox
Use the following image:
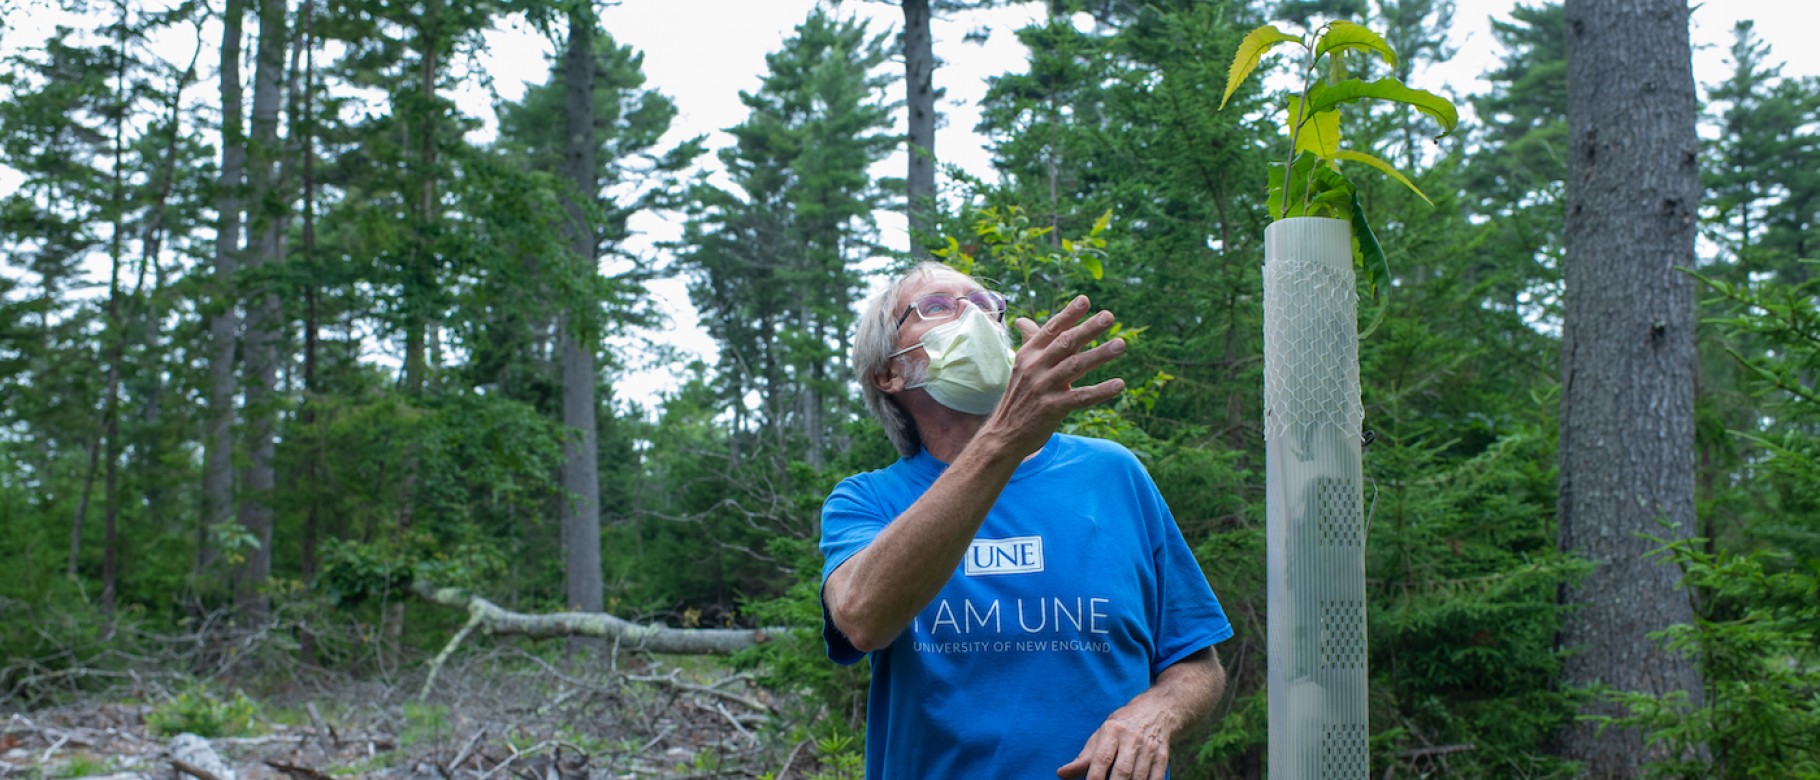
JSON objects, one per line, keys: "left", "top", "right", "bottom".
{"left": 3, "top": 0, "right": 1815, "bottom": 405}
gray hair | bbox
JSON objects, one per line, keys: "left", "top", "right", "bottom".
{"left": 854, "top": 261, "right": 958, "bottom": 457}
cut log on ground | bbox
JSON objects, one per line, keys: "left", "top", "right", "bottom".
{"left": 411, "top": 581, "right": 796, "bottom": 699}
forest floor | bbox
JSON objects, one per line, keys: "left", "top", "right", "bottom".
{"left": 1, "top": 646, "right": 827, "bottom": 780}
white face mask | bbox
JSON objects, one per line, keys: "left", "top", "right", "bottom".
{"left": 889, "top": 304, "right": 1016, "bottom": 416}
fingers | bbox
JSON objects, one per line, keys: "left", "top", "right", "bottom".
{"left": 1072, "top": 377, "right": 1127, "bottom": 408}
{"left": 1056, "top": 724, "right": 1168, "bottom": 780}
{"left": 1021, "top": 295, "right": 1093, "bottom": 352}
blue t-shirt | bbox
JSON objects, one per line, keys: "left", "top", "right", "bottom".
{"left": 820, "top": 433, "right": 1233, "bottom": 779}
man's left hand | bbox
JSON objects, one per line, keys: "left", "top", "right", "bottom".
{"left": 1056, "top": 649, "right": 1225, "bottom": 780}
{"left": 1056, "top": 702, "right": 1172, "bottom": 780}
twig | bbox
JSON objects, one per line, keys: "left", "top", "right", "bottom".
{"left": 776, "top": 738, "right": 812, "bottom": 780}
{"left": 638, "top": 725, "right": 674, "bottom": 753}
{"left": 265, "top": 760, "right": 334, "bottom": 780}
{"left": 420, "top": 610, "right": 485, "bottom": 701}
{"left": 714, "top": 702, "right": 755, "bottom": 743}
{"left": 506, "top": 648, "right": 615, "bottom": 694}
{"left": 1400, "top": 742, "right": 1475, "bottom": 758}
{"left": 39, "top": 732, "right": 69, "bottom": 765}
{"left": 476, "top": 739, "right": 586, "bottom": 780}
{"left": 449, "top": 727, "right": 488, "bottom": 772}
{"left": 625, "top": 670, "right": 772, "bottom": 713}
{"left": 213, "top": 734, "right": 313, "bottom": 747}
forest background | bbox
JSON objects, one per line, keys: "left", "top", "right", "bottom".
{"left": 1, "top": 0, "right": 1817, "bottom": 777}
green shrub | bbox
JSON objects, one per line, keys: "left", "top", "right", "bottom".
{"left": 1610, "top": 539, "right": 1820, "bottom": 779}
{"left": 145, "top": 686, "right": 261, "bottom": 738}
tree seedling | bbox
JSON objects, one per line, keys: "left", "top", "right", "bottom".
{"left": 1220, "top": 20, "right": 1460, "bottom": 304}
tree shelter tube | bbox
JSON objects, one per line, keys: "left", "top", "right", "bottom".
{"left": 1262, "top": 216, "right": 1367, "bottom": 777}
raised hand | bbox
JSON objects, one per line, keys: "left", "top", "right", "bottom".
{"left": 983, "top": 295, "right": 1127, "bottom": 459}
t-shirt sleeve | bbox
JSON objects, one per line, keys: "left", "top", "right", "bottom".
{"left": 819, "top": 476, "right": 890, "bottom": 666}
{"left": 1140, "top": 462, "right": 1234, "bottom": 675}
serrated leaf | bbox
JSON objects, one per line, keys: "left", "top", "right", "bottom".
{"left": 1314, "top": 21, "right": 1397, "bottom": 69}
{"left": 1091, "top": 208, "right": 1112, "bottom": 236}
{"left": 1332, "top": 149, "right": 1432, "bottom": 205}
{"left": 1222, "top": 25, "right": 1303, "bottom": 110}
{"left": 1308, "top": 78, "right": 1459, "bottom": 138}
{"left": 1286, "top": 95, "right": 1341, "bottom": 159}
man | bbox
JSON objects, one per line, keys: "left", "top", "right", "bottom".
{"left": 820, "top": 262, "right": 1233, "bottom": 779}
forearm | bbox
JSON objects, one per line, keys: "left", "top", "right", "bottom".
{"left": 1056, "top": 649, "right": 1226, "bottom": 779}
{"left": 824, "top": 434, "right": 1023, "bottom": 651}
{"left": 1123, "top": 649, "right": 1227, "bottom": 740}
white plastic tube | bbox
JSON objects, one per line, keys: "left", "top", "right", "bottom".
{"left": 1262, "top": 217, "right": 1367, "bottom": 778}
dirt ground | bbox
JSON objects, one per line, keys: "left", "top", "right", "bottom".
{"left": 1, "top": 649, "right": 826, "bottom": 780}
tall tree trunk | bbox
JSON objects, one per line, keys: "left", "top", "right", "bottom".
{"left": 389, "top": 0, "right": 442, "bottom": 647}
{"left": 1557, "top": 0, "right": 1704, "bottom": 774}
{"left": 298, "top": 0, "right": 321, "bottom": 664}
{"left": 206, "top": 0, "right": 247, "bottom": 583}
{"left": 559, "top": 9, "right": 603, "bottom": 627}
{"left": 100, "top": 1, "right": 131, "bottom": 618}
{"left": 902, "top": 0, "right": 935, "bottom": 248}
{"left": 68, "top": 428, "right": 102, "bottom": 578}
{"left": 236, "top": 0, "right": 288, "bottom": 621}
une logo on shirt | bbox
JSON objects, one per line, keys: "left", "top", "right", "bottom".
{"left": 964, "top": 536, "right": 1044, "bottom": 576}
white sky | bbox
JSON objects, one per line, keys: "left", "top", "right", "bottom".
{"left": 2, "top": 0, "right": 1816, "bottom": 407}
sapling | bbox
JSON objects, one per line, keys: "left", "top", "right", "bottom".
{"left": 1220, "top": 20, "right": 1459, "bottom": 304}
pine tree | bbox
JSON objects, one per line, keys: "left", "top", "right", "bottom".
{"left": 680, "top": 7, "right": 895, "bottom": 467}
{"left": 1557, "top": 0, "right": 1705, "bottom": 772}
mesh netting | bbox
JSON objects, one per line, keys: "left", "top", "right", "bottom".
{"left": 1262, "top": 257, "right": 1363, "bottom": 450}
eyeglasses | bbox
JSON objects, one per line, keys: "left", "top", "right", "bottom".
{"left": 894, "top": 291, "right": 1008, "bottom": 328}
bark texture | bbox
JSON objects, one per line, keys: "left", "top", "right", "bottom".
{"left": 205, "top": 0, "right": 245, "bottom": 583}
{"left": 559, "top": 10, "right": 603, "bottom": 619}
{"left": 903, "top": 0, "right": 936, "bottom": 246}
{"left": 236, "top": 0, "right": 288, "bottom": 620}
{"left": 1558, "top": 0, "right": 1704, "bottom": 774}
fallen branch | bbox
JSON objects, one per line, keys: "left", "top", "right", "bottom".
{"left": 305, "top": 702, "right": 336, "bottom": 749}
{"left": 412, "top": 581, "right": 794, "bottom": 699}
{"left": 264, "top": 761, "right": 334, "bottom": 780}
{"left": 626, "top": 670, "right": 772, "bottom": 713}
{"left": 1399, "top": 743, "right": 1475, "bottom": 758}
{"left": 448, "top": 726, "right": 488, "bottom": 773}
{"left": 476, "top": 739, "right": 587, "bottom": 780}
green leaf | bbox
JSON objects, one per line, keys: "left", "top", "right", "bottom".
{"left": 1309, "top": 165, "right": 1356, "bottom": 219}
{"left": 1314, "top": 21, "right": 1397, "bottom": 69}
{"left": 1349, "top": 190, "right": 1388, "bottom": 306}
{"left": 1081, "top": 255, "right": 1104, "bottom": 280}
{"left": 1222, "top": 25, "right": 1303, "bottom": 110}
{"left": 1062, "top": 237, "right": 1075, "bottom": 254}
{"left": 1307, "top": 78, "right": 1459, "bottom": 138}
{"left": 1270, "top": 152, "right": 1322, "bottom": 220}
{"left": 1332, "top": 149, "right": 1432, "bottom": 205}
{"left": 1286, "top": 96, "right": 1342, "bottom": 159}
{"left": 1091, "top": 208, "right": 1112, "bottom": 236}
